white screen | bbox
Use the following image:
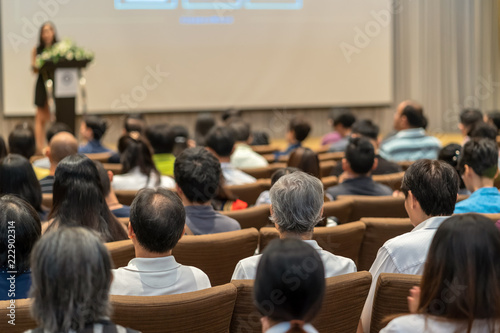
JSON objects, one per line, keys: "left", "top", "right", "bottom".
{"left": 1, "top": 0, "right": 393, "bottom": 115}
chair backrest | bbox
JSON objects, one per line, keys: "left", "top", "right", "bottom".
{"left": 371, "top": 273, "right": 421, "bottom": 333}
{"left": 259, "top": 222, "right": 365, "bottom": 265}
{"left": 222, "top": 204, "right": 271, "bottom": 229}
{"left": 230, "top": 271, "right": 372, "bottom": 333}
{"left": 358, "top": 218, "right": 413, "bottom": 271}
{"left": 318, "top": 151, "right": 345, "bottom": 162}
{"left": 322, "top": 199, "right": 353, "bottom": 224}
{"left": 337, "top": 195, "right": 408, "bottom": 222}
{"left": 251, "top": 145, "right": 278, "bottom": 155}
{"left": 0, "top": 298, "right": 36, "bottom": 333}
{"left": 321, "top": 175, "right": 339, "bottom": 189}
{"left": 372, "top": 172, "right": 405, "bottom": 191}
{"left": 111, "top": 284, "right": 237, "bottom": 333}
{"left": 85, "top": 152, "right": 112, "bottom": 162}
{"left": 102, "top": 162, "right": 123, "bottom": 175}
{"left": 396, "top": 160, "right": 414, "bottom": 171}
{"left": 115, "top": 190, "right": 139, "bottom": 206}
{"left": 42, "top": 193, "right": 53, "bottom": 209}
{"left": 172, "top": 228, "right": 259, "bottom": 286}
{"left": 320, "top": 160, "right": 337, "bottom": 178}
{"left": 105, "top": 239, "right": 135, "bottom": 269}
{"left": 240, "top": 166, "right": 273, "bottom": 179}
{"left": 226, "top": 180, "right": 271, "bottom": 206}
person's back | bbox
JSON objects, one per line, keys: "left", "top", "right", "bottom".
{"left": 327, "top": 137, "right": 393, "bottom": 200}
{"left": 78, "top": 115, "right": 112, "bottom": 154}
{"left": 274, "top": 115, "right": 311, "bottom": 160}
{"left": 327, "top": 111, "right": 356, "bottom": 152}
{"left": 380, "top": 101, "right": 441, "bottom": 162}
{"left": 229, "top": 120, "right": 268, "bottom": 169}
{"left": 381, "top": 214, "right": 500, "bottom": 333}
{"left": 232, "top": 171, "right": 356, "bottom": 280}
{"left": 360, "top": 159, "right": 460, "bottom": 332}
{"left": 174, "top": 147, "right": 241, "bottom": 235}
{"left": 110, "top": 188, "right": 211, "bottom": 296}
{"left": 454, "top": 139, "right": 500, "bottom": 214}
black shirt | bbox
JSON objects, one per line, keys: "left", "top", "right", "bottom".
{"left": 326, "top": 176, "right": 393, "bottom": 200}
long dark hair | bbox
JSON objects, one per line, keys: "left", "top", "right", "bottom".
{"left": 254, "top": 239, "right": 325, "bottom": 333}
{"left": 287, "top": 147, "right": 320, "bottom": 179}
{"left": 119, "top": 133, "right": 160, "bottom": 187}
{"left": 36, "top": 22, "right": 58, "bottom": 54}
{"left": 0, "top": 154, "right": 43, "bottom": 214}
{"left": 47, "top": 155, "right": 127, "bottom": 242}
{"left": 418, "top": 214, "right": 500, "bottom": 332}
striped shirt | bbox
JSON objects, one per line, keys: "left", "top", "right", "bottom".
{"left": 379, "top": 128, "right": 441, "bottom": 162}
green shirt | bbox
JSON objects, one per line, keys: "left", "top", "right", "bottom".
{"left": 153, "top": 153, "right": 176, "bottom": 177}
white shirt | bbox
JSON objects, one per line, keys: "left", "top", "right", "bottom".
{"left": 231, "top": 240, "right": 356, "bottom": 280}
{"left": 112, "top": 166, "right": 175, "bottom": 191}
{"left": 221, "top": 162, "right": 257, "bottom": 186}
{"left": 360, "top": 216, "right": 449, "bottom": 333}
{"left": 266, "top": 322, "right": 318, "bottom": 333}
{"left": 230, "top": 144, "right": 269, "bottom": 169}
{"left": 380, "top": 314, "right": 499, "bottom": 332}
{"left": 110, "top": 256, "right": 211, "bottom": 296}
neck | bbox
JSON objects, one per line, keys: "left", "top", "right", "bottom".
{"left": 279, "top": 231, "right": 313, "bottom": 241}
{"left": 182, "top": 198, "right": 211, "bottom": 207}
{"left": 134, "top": 244, "right": 172, "bottom": 258}
{"left": 49, "top": 162, "right": 57, "bottom": 176}
{"left": 106, "top": 192, "right": 122, "bottom": 208}
{"left": 468, "top": 177, "right": 495, "bottom": 193}
{"left": 411, "top": 213, "right": 433, "bottom": 227}
{"left": 219, "top": 157, "right": 231, "bottom": 163}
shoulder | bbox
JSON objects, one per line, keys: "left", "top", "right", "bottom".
{"left": 319, "top": 250, "right": 357, "bottom": 276}
{"left": 160, "top": 175, "right": 176, "bottom": 188}
{"left": 180, "top": 264, "right": 212, "bottom": 287}
{"left": 380, "top": 314, "right": 428, "bottom": 332}
{"left": 232, "top": 255, "right": 261, "bottom": 280}
{"left": 217, "top": 213, "right": 242, "bottom": 229}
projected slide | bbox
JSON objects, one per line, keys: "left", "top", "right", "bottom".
{"left": 114, "top": 0, "right": 303, "bottom": 10}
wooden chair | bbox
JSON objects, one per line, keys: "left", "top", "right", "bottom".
{"left": 371, "top": 273, "right": 421, "bottom": 333}
{"left": 105, "top": 239, "right": 135, "bottom": 268}
{"left": 240, "top": 166, "right": 274, "bottom": 179}
{"left": 372, "top": 172, "right": 405, "bottom": 192}
{"left": 322, "top": 199, "right": 353, "bottom": 224}
{"left": 313, "top": 146, "right": 329, "bottom": 155}
{"left": 251, "top": 145, "right": 278, "bottom": 155}
{"left": 320, "top": 160, "right": 337, "bottom": 178}
{"left": 336, "top": 195, "right": 408, "bottom": 222}
{"left": 396, "top": 160, "right": 414, "bottom": 171}
{"left": 111, "top": 284, "right": 237, "bottom": 333}
{"left": 0, "top": 298, "right": 36, "bottom": 333}
{"left": 230, "top": 272, "right": 372, "bottom": 333}
{"left": 259, "top": 222, "right": 365, "bottom": 265}
{"left": 222, "top": 204, "right": 271, "bottom": 229}
{"left": 318, "top": 151, "right": 345, "bottom": 162}
{"left": 172, "top": 228, "right": 259, "bottom": 286}
{"left": 358, "top": 218, "right": 413, "bottom": 271}
{"left": 226, "top": 180, "right": 271, "bottom": 206}
{"left": 321, "top": 175, "right": 339, "bottom": 189}
{"left": 42, "top": 193, "right": 53, "bottom": 209}
{"left": 115, "top": 190, "right": 139, "bottom": 206}
{"left": 102, "top": 162, "right": 123, "bottom": 175}
{"left": 85, "top": 152, "right": 112, "bottom": 162}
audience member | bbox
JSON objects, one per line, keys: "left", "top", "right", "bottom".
{"left": 254, "top": 238, "right": 325, "bottom": 333}
{"left": 78, "top": 115, "right": 113, "bottom": 154}
{"left": 438, "top": 144, "right": 469, "bottom": 195}
{"left": 27, "top": 227, "right": 139, "bottom": 333}
{"left": 255, "top": 167, "right": 300, "bottom": 206}
{"left": 174, "top": 147, "right": 241, "bottom": 235}
{"left": 212, "top": 176, "right": 249, "bottom": 211}
{"left": 45, "top": 154, "right": 128, "bottom": 242}
{"left": 469, "top": 122, "right": 498, "bottom": 141}
{"left": 459, "top": 108, "right": 484, "bottom": 143}
{"left": 39, "top": 131, "right": 78, "bottom": 194}
{"left": 0, "top": 195, "right": 41, "bottom": 300}
{"left": 454, "top": 139, "right": 500, "bottom": 214}
{"left": 0, "top": 154, "right": 46, "bottom": 220}
{"left": 0, "top": 137, "right": 6, "bottom": 160}
{"left": 274, "top": 116, "right": 311, "bottom": 160}
{"left": 112, "top": 133, "right": 175, "bottom": 190}
{"left": 484, "top": 110, "right": 500, "bottom": 134}
{"left": 146, "top": 123, "right": 176, "bottom": 176}
{"left": 320, "top": 108, "right": 344, "bottom": 146}
{"left": 229, "top": 120, "right": 269, "bottom": 169}
{"left": 194, "top": 112, "right": 216, "bottom": 146}
{"left": 286, "top": 147, "right": 321, "bottom": 179}
{"left": 330, "top": 120, "right": 401, "bottom": 177}
{"left": 124, "top": 113, "right": 146, "bottom": 135}
{"left": 95, "top": 161, "right": 131, "bottom": 218}
{"left": 168, "top": 125, "right": 193, "bottom": 157}
{"left": 221, "top": 108, "right": 242, "bottom": 123}
{"left": 360, "top": 159, "right": 460, "bottom": 332}
{"left": 8, "top": 123, "right": 36, "bottom": 160}
{"left": 327, "top": 137, "right": 392, "bottom": 200}
{"left": 205, "top": 126, "right": 256, "bottom": 185}
{"left": 32, "top": 122, "right": 72, "bottom": 169}
{"left": 250, "top": 131, "right": 270, "bottom": 146}
{"left": 232, "top": 171, "right": 356, "bottom": 280}
{"left": 110, "top": 188, "right": 211, "bottom": 296}
{"left": 379, "top": 101, "right": 441, "bottom": 161}
{"left": 381, "top": 214, "right": 500, "bottom": 332}
{"left": 327, "top": 111, "right": 357, "bottom": 152}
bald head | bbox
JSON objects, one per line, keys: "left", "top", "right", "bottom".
{"left": 49, "top": 132, "right": 78, "bottom": 164}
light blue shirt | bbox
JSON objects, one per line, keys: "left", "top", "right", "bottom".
{"left": 379, "top": 128, "right": 441, "bottom": 162}
{"left": 454, "top": 187, "right": 500, "bottom": 214}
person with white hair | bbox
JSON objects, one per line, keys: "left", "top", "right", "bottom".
{"left": 231, "top": 171, "right": 356, "bottom": 280}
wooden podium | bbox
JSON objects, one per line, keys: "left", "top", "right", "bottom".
{"left": 40, "top": 59, "right": 90, "bottom": 134}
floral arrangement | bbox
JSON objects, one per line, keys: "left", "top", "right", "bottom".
{"left": 35, "top": 39, "right": 94, "bottom": 69}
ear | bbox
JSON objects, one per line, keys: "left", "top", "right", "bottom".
{"left": 107, "top": 170, "right": 114, "bottom": 183}
{"left": 408, "top": 190, "right": 419, "bottom": 210}
{"left": 463, "top": 164, "right": 471, "bottom": 178}
{"left": 341, "top": 158, "right": 350, "bottom": 172}
{"left": 495, "top": 168, "right": 499, "bottom": 180}
{"left": 372, "top": 158, "right": 379, "bottom": 171}
{"left": 127, "top": 222, "right": 135, "bottom": 239}
{"left": 45, "top": 146, "right": 51, "bottom": 159}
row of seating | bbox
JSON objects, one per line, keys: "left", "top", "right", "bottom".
{"left": 0, "top": 272, "right": 420, "bottom": 333}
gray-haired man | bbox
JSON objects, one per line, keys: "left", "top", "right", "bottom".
{"left": 231, "top": 171, "right": 356, "bottom": 280}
